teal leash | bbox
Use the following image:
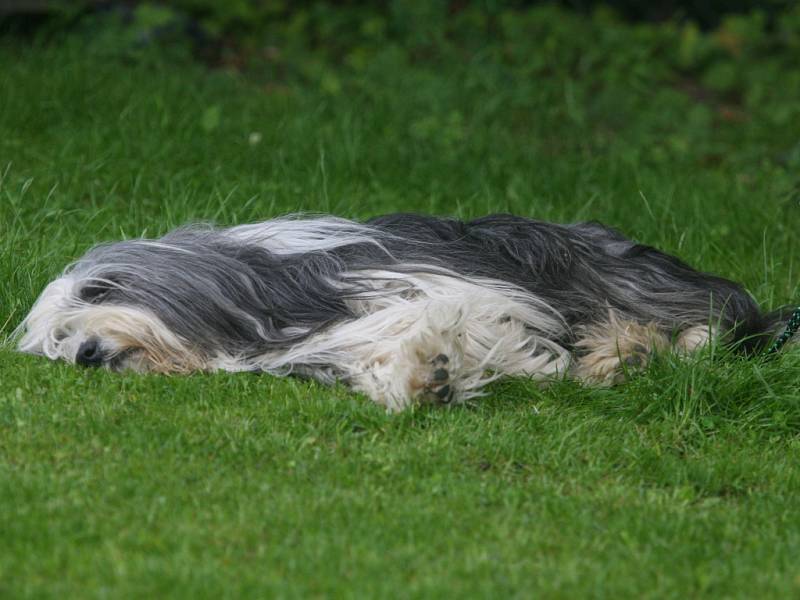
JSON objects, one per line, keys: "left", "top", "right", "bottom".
{"left": 767, "top": 306, "right": 800, "bottom": 354}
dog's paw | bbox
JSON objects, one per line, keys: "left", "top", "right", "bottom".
{"left": 572, "top": 314, "right": 669, "bottom": 386}
{"left": 409, "top": 342, "right": 462, "bottom": 406}
{"left": 350, "top": 333, "right": 464, "bottom": 411}
{"left": 575, "top": 343, "right": 649, "bottom": 385}
{"left": 400, "top": 331, "right": 465, "bottom": 407}
{"left": 417, "top": 353, "right": 455, "bottom": 404}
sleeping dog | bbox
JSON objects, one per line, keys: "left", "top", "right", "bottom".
{"left": 16, "top": 214, "right": 789, "bottom": 411}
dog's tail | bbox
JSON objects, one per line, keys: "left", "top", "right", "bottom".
{"left": 761, "top": 305, "right": 800, "bottom": 353}
{"left": 740, "top": 305, "right": 800, "bottom": 354}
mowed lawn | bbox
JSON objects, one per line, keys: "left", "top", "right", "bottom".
{"left": 3, "top": 11, "right": 800, "bottom": 597}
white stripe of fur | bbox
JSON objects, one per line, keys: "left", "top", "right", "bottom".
{"left": 226, "top": 215, "right": 392, "bottom": 256}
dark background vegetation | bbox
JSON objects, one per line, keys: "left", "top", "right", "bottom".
{"left": 2, "top": 1, "right": 799, "bottom": 49}
{"left": 3, "top": 1, "right": 800, "bottom": 164}
{"left": 2, "top": 0, "right": 797, "bottom": 28}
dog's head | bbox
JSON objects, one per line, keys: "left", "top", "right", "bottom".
{"left": 15, "top": 237, "right": 227, "bottom": 373}
{"left": 14, "top": 227, "right": 339, "bottom": 373}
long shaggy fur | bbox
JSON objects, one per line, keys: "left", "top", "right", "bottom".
{"left": 15, "top": 213, "right": 789, "bottom": 411}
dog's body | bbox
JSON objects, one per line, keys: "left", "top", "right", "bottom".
{"left": 16, "top": 214, "right": 787, "bottom": 410}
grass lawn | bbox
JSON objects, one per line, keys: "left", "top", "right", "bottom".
{"left": 2, "top": 8, "right": 800, "bottom": 597}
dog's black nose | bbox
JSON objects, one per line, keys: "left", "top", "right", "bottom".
{"left": 76, "top": 339, "right": 104, "bottom": 367}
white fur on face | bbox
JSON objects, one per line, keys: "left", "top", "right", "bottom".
{"left": 14, "top": 274, "right": 203, "bottom": 373}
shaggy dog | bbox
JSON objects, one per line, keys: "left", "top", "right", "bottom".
{"left": 15, "top": 214, "right": 789, "bottom": 411}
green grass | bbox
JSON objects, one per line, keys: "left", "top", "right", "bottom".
{"left": 3, "top": 9, "right": 800, "bottom": 597}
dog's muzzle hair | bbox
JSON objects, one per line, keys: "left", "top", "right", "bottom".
{"left": 15, "top": 213, "right": 790, "bottom": 411}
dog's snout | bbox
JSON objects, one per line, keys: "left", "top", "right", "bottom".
{"left": 76, "top": 339, "right": 104, "bottom": 367}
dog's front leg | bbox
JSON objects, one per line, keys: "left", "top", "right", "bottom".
{"left": 275, "top": 279, "right": 569, "bottom": 411}
{"left": 261, "top": 298, "right": 474, "bottom": 411}
{"left": 346, "top": 324, "right": 466, "bottom": 412}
